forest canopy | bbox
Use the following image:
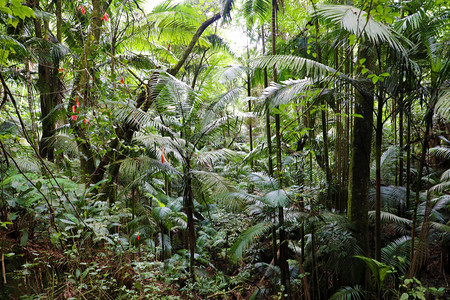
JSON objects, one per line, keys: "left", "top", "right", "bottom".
{"left": 0, "top": 0, "right": 449, "bottom": 299}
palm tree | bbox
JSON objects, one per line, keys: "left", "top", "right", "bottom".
{"left": 135, "top": 72, "right": 241, "bottom": 275}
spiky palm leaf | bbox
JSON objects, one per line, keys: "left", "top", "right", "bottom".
{"left": 251, "top": 54, "right": 336, "bottom": 78}
{"left": 260, "top": 189, "right": 290, "bottom": 208}
{"left": 429, "top": 146, "right": 450, "bottom": 161}
{"left": 215, "top": 190, "right": 257, "bottom": 211}
{"left": 316, "top": 5, "right": 407, "bottom": 53}
{"left": 194, "top": 148, "right": 240, "bottom": 168}
{"left": 369, "top": 211, "right": 412, "bottom": 227}
{"left": 435, "top": 90, "right": 450, "bottom": 120}
{"left": 260, "top": 78, "right": 314, "bottom": 108}
{"left": 243, "top": 0, "right": 271, "bottom": 21}
{"left": 229, "top": 222, "right": 271, "bottom": 262}
{"left": 370, "top": 146, "right": 401, "bottom": 185}
{"left": 330, "top": 285, "right": 364, "bottom": 300}
{"left": 191, "top": 170, "right": 236, "bottom": 196}
{"left": 381, "top": 236, "right": 411, "bottom": 274}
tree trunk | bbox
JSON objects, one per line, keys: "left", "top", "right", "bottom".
{"left": 348, "top": 43, "right": 374, "bottom": 283}
{"left": 183, "top": 165, "right": 195, "bottom": 276}
{"left": 375, "top": 91, "right": 383, "bottom": 262}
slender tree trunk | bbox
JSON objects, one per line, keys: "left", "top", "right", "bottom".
{"left": 183, "top": 164, "right": 195, "bottom": 276}
{"left": 406, "top": 109, "right": 411, "bottom": 212}
{"left": 408, "top": 105, "right": 433, "bottom": 277}
{"left": 271, "top": 1, "right": 289, "bottom": 294}
{"left": 375, "top": 92, "right": 383, "bottom": 262}
{"left": 348, "top": 42, "right": 374, "bottom": 285}
{"left": 247, "top": 67, "right": 253, "bottom": 169}
{"left": 26, "top": 60, "right": 39, "bottom": 150}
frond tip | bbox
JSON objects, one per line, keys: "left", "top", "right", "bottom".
{"left": 230, "top": 222, "right": 271, "bottom": 262}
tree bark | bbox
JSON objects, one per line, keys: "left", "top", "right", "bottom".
{"left": 348, "top": 43, "right": 374, "bottom": 282}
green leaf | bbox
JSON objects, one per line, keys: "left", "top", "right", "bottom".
{"left": 230, "top": 222, "right": 271, "bottom": 262}
{"left": 20, "top": 229, "right": 28, "bottom": 246}
{"left": 35, "top": 181, "right": 42, "bottom": 190}
{"left": 372, "top": 76, "right": 379, "bottom": 84}
{"left": 400, "top": 293, "right": 409, "bottom": 300}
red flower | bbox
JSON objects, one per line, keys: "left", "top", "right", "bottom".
{"left": 101, "top": 12, "right": 109, "bottom": 21}
{"left": 161, "top": 145, "right": 165, "bottom": 164}
{"left": 76, "top": 101, "right": 80, "bottom": 107}
{"left": 120, "top": 77, "right": 124, "bottom": 84}
{"left": 78, "top": 5, "right": 85, "bottom": 15}
{"left": 137, "top": 234, "right": 140, "bottom": 241}
{"left": 71, "top": 115, "right": 77, "bottom": 121}
{"left": 58, "top": 68, "right": 64, "bottom": 72}
{"left": 72, "top": 105, "right": 76, "bottom": 113}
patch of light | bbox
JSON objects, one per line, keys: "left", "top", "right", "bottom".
{"left": 143, "top": 0, "right": 250, "bottom": 56}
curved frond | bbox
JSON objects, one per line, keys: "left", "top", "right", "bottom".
{"left": 230, "top": 222, "right": 271, "bottom": 262}
{"left": 14, "top": 157, "right": 41, "bottom": 173}
{"left": 330, "top": 285, "right": 364, "bottom": 300}
{"left": 215, "top": 191, "right": 256, "bottom": 211}
{"left": 429, "top": 146, "right": 450, "bottom": 161}
{"left": 435, "top": 90, "right": 450, "bottom": 120}
{"left": 251, "top": 54, "right": 336, "bottom": 77}
{"left": 368, "top": 211, "right": 412, "bottom": 226}
{"left": 192, "top": 170, "right": 236, "bottom": 195}
{"left": 261, "top": 189, "right": 290, "bottom": 208}
{"left": 316, "top": 5, "right": 407, "bottom": 52}
{"left": 381, "top": 236, "right": 411, "bottom": 274}
{"left": 247, "top": 172, "right": 279, "bottom": 190}
{"left": 261, "top": 78, "right": 313, "bottom": 107}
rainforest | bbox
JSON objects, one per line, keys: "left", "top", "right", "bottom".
{"left": 0, "top": 0, "right": 449, "bottom": 299}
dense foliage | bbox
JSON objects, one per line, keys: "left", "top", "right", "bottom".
{"left": 0, "top": 0, "right": 449, "bottom": 299}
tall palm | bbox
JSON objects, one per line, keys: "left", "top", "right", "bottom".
{"left": 136, "top": 73, "right": 241, "bottom": 275}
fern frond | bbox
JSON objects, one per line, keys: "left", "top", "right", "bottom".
{"left": 316, "top": 5, "right": 407, "bottom": 52}
{"left": 261, "top": 78, "right": 314, "bottom": 108}
{"left": 251, "top": 54, "right": 336, "bottom": 77}
{"left": 192, "top": 170, "right": 236, "bottom": 196}
{"left": 330, "top": 285, "right": 364, "bottom": 300}
{"left": 368, "top": 211, "right": 412, "bottom": 226}
{"left": 429, "top": 146, "right": 450, "bottom": 161}
{"left": 230, "top": 222, "right": 271, "bottom": 262}
{"left": 435, "top": 89, "right": 450, "bottom": 120}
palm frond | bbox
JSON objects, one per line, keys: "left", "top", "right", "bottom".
{"left": 195, "top": 148, "right": 240, "bottom": 167}
{"left": 243, "top": 0, "right": 271, "bottom": 21}
{"left": 251, "top": 54, "right": 336, "bottom": 77}
{"left": 46, "top": 134, "right": 79, "bottom": 158}
{"left": 316, "top": 5, "right": 407, "bottom": 52}
{"left": 430, "top": 180, "right": 450, "bottom": 194}
{"left": 381, "top": 236, "right": 411, "bottom": 274}
{"left": 429, "top": 146, "right": 450, "bottom": 161}
{"left": 370, "top": 146, "right": 401, "bottom": 185}
{"left": 369, "top": 211, "right": 412, "bottom": 226}
{"left": 429, "top": 221, "right": 450, "bottom": 233}
{"left": 118, "top": 156, "right": 178, "bottom": 179}
{"left": 192, "top": 170, "right": 236, "bottom": 195}
{"left": 330, "top": 285, "right": 364, "bottom": 300}
{"left": 14, "top": 157, "right": 41, "bottom": 173}
{"left": 221, "top": 65, "right": 248, "bottom": 83}
{"left": 247, "top": 172, "right": 279, "bottom": 190}
{"left": 435, "top": 89, "right": 450, "bottom": 120}
{"left": 369, "top": 185, "right": 407, "bottom": 212}
{"left": 261, "top": 78, "right": 313, "bottom": 108}
{"left": 229, "top": 222, "right": 271, "bottom": 262}
{"left": 261, "top": 189, "right": 291, "bottom": 208}
{"left": 135, "top": 132, "right": 186, "bottom": 162}
{"left": 215, "top": 191, "right": 256, "bottom": 211}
